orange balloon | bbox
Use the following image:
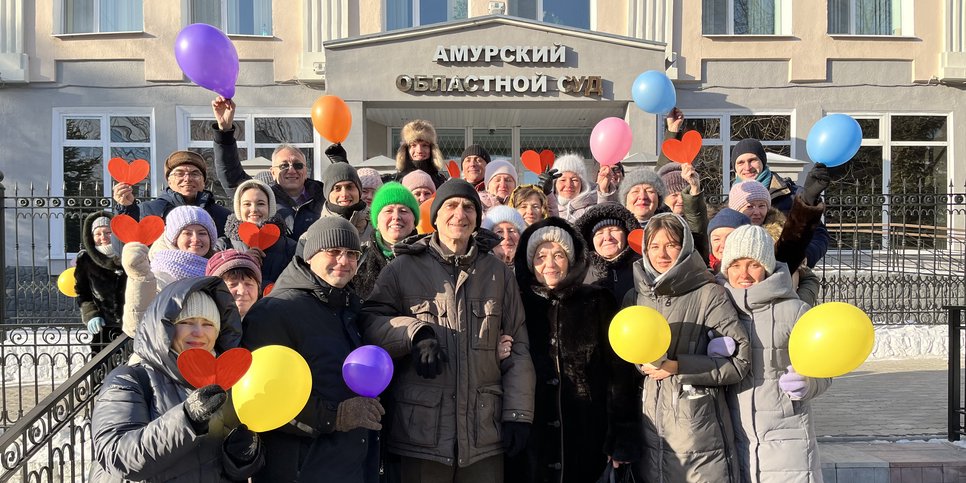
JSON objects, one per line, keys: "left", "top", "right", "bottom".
{"left": 417, "top": 196, "right": 435, "bottom": 234}
{"left": 311, "top": 95, "right": 352, "bottom": 143}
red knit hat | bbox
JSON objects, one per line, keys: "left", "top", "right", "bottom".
{"left": 205, "top": 249, "right": 262, "bottom": 285}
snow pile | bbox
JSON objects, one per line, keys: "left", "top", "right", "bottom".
{"left": 1, "top": 327, "right": 91, "bottom": 384}
{"left": 869, "top": 325, "right": 959, "bottom": 360}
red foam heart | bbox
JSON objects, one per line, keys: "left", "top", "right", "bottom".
{"left": 661, "top": 130, "right": 702, "bottom": 165}
{"left": 539, "top": 150, "right": 555, "bottom": 171}
{"left": 446, "top": 160, "right": 460, "bottom": 179}
{"left": 262, "top": 283, "right": 275, "bottom": 297}
{"left": 111, "top": 215, "right": 165, "bottom": 245}
{"left": 108, "top": 157, "right": 151, "bottom": 186}
{"left": 521, "top": 150, "right": 542, "bottom": 174}
{"left": 238, "top": 222, "right": 281, "bottom": 250}
{"left": 177, "top": 347, "right": 253, "bottom": 390}
{"left": 627, "top": 228, "right": 644, "bottom": 256}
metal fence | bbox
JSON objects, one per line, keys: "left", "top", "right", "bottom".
{"left": 947, "top": 306, "right": 966, "bottom": 442}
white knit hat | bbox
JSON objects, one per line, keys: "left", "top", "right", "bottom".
{"left": 552, "top": 154, "right": 589, "bottom": 191}
{"left": 175, "top": 291, "right": 221, "bottom": 330}
{"left": 720, "top": 224, "right": 776, "bottom": 274}
{"left": 482, "top": 205, "right": 526, "bottom": 233}
{"left": 526, "top": 226, "right": 575, "bottom": 270}
{"left": 233, "top": 179, "right": 277, "bottom": 221}
{"left": 484, "top": 159, "right": 518, "bottom": 186}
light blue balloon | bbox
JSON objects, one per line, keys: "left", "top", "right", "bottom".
{"left": 806, "top": 114, "right": 862, "bottom": 167}
{"left": 631, "top": 70, "right": 676, "bottom": 114}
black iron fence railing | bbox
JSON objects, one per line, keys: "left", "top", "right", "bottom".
{"left": 947, "top": 306, "right": 966, "bottom": 442}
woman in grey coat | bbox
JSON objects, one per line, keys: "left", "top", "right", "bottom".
{"left": 719, "top": 225, "right": 830, "bottom": 483}
{"left": 624, "top": 213, "right": 751, "bottom": 483}
{"left": 91, "top": 277, "right": 263, "bottom": 482}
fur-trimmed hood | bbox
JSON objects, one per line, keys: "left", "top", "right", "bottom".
{"left": 81, "top": 211, "right": 122, "bottom": 271}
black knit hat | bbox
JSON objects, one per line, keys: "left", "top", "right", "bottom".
{"left": 574, "top": 203, "right": 639, "bottom": 249}
{"left": 322, "top": 162, "right": 362, "bottom": 195}
{"left": 301, "top": 217, "right": 361, "bottom": 260}
{"left": 430, "top": 179, "right": 483, "bottom": 229}
{"left": 731, "top": 138, "right": 768, "bottom": 168}
{"left": 461, "top": 144, "right": 490, "bottom": 164}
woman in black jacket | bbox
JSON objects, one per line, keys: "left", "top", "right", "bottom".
{"left": 74, "top": 211, "right": 126, "bottom": 353}
{"left": 574, "top": 203, "right": 642, "bottom": 303}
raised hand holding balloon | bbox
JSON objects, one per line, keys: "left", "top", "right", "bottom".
{"left": 806, "top": 114, "right": 862, "bottom": 167}
{"left": 175, "top": 24, "right": 239, "bottom": 98}
{"left": 343, "top": 345, "right": 394, "bottom": 397}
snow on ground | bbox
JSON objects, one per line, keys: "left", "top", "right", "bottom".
{"left": 1, "top": 327, "right": 91, "bottom": 385}
{"left": 869, "top": 324, "right": 960, "bottom": 360}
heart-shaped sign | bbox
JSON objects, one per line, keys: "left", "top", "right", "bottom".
{"left": 262, "top": 283, "right": 275, "bottom": 297}
{"left": 108, "top": 157, "right": 151, "bottom": 186}
{"left": 177, "top": 347, "right": 253, "bottom": 390}
{"left": 446, "top": 160, "right": 460, "bottom": 179}
{"left": 539, "top": 150, "right": 555, "bottom": 171}
{"left": 238, "top": 222, "right": 281, "bottom": 250}
{"left": 627, "top": 228, "right": 644, "bottom": 255}
{"left": 521, "top": 150, "right": 542, "bottom": 174}
{"left": 111, "top": 215, "right": 165, "bottom": 245}
{"left": 661, "top": 130, "right": 702, "bottom": 165}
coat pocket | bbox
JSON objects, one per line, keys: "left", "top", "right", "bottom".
{"left": 392, "top": 385, "right": 444, "bottom": 448}
{"left": 474, "top": 384, "right": 504, "bottom": 446}
{"left": 470, "top": 299, "right": 500, "bottom": 350}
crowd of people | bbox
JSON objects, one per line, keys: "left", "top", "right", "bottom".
{"left": 77, "top": 101, "right": 833, "bottom": 482}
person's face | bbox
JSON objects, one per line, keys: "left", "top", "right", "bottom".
{"left": 176, "top": 225, "right": 210, "bottom": 256}
{"left": 435, "top": 197, "right": 476, "bottom": 244}
{"left": 727, "top": 258, "right": 767, "bottom": 288}
{"left": 462, "top": 156, "right": 486, "bottom": 184}
{"left": 740, "top": 201, "right": 769, "bottom": 226}
{"left": 239, "top": 187, "right": 269, "bottom": 224}
{"left": 271, "top": 148, "right": 308, "bottom": 193}
{"left": 378, "top": 204, "right": 416, "bottom": 245}
{"left": 735, "top": 153, "right": 764, "bottom": 181}
{"left": 593, "top": 226, "right": 626, "bottom": 259}
{"left": 646, "top": 228, "right": 682, "bottom": 274}
{"left": 308, "top": 247, "right": 360, "bottom": 288}
{"left": 412, "top": 187, "right": 435, "bottom": 204}
{"left": 329, "top": 181, "right": 360, "bottom": 206}
{"left": 487, "top": 174, "right": 516, "bottom": 200}
{"left": 516, "top": 194, "right": 544, "bottom": 226}
{"left": 626, "top": 184, "right": 660, "bottom": 221}
{"left": 664, "top": 192, "right": 684, "bottom": 215}
{"left": 171, "top": 317, "right": 218, "bottom": 354}
{"left": 533, "top": 241, "right": 569, "bottom": 289}
{"left": 362, "top": 188, "right": 376, "bottom": 206}
{"left": 224, "top": 275, "right": 259, "bottom": 317}
{"left": 167, "top": 165, "right": 205, "bottom": 199}
{"left": 409, "top": 140, "right": 432, "bottom": 161}
{"left": 492, "top": 222, "right": 520, "bottom": 265}
{"left": 555, "top": 172, "right": 582, "bottom": 199}
{"left": 710, "top": 227, "right": 736, "bottom": 261}
{"left": 93, "top": 226, "right": 112, "bottom": 246}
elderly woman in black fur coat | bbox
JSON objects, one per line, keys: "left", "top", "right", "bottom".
{"left": 75, "top": 211, "right": 126, "bottom": 353}
{"left": 505, "top": 217, "right": 641, "bottom": 483}
{"left": 574, "top": 203, "right": 642, "bottom": 302}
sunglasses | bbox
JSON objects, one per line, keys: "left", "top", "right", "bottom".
{"left": 275, "top": 162, "right": 305, "bottom": 171}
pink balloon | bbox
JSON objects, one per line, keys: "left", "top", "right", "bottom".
{"left": 590, "top": 117, "right": 633, "bottom": 166}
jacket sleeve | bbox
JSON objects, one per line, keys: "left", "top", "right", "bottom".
{"left": 776, "top": 195, "right": 825, "bottom": 271}
{"left": 677, "top": 287, "right": 751, "bottom": 387}
{"left": 213, "top": 124, "right": 252, "bottom": 200}
{"left": 804, "top": 220, "right": 830, "bottom": 268}
{"left": 122, "top": 271, "right": 156, "bottom": 338}
{"left": 601, "top": 292, "right": 643, "bottom": 462}
{"left": 545, "top": 192, "right": 559, "bottom": 217}
{"left": 499, "top": 269, "right": 536, "bottom": 423}
{"left": 360, "top": 264, "right": 429, "bottom": 358}
{"left": 74, "top": 257, "right": 101, "bottom": 322}
{"left": 794, "top": 266, "right": 821, "bottom": 307}
{"left": 116, "top": 202, "right": 140, "bottom": 220}
{"left": 682, "top": 186, "right": 710, "bottom": 265}
{"left": 92, "top": 367, "right": 204, "bottom": 480}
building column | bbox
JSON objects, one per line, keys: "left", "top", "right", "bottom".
{"left": 0, "top": 0, "right": 28, "bottom": 82}
{"left": 942, "top": 0, "right": 966, "bottom": 81}
{"left": 627, "top": 0, "right": 675, "bottom": 77}
{"left": 300, "top": 0, "right": 348, "bottom": 81}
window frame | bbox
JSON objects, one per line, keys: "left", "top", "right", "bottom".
{"left": 701, "top": 0, "right": 793, "bottom": 36}
{"left": 183, "top": 0, "right": 274, "bottom": 37}
{"left": 826, "top": 0, "right": 915, "bottom": 37}
{"left": 53, "top": 0, "right": 145, "bottom": 36}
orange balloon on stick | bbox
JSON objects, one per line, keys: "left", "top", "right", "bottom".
{"left": 311, "top": 95, "right": 352, "bottom": 143}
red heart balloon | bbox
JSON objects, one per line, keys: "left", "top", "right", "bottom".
{"left": 521, "top": 150, "right": 542, "bottom": 174}
{"left": 111, "top": 215, "right": 165, "bottom": 245}
{"left": 108, "top": 157, "right": 151, "bottom": 186}
{"left": 177, "top": 347, "right": 253, "bottom": 390}
{"left": 627, "top": 228, "right": 644, "bottom": 256}
{"left": 238, "top": 222, "right": 281, "bottom": 250}
{"left": 539, "top": 150, "right": 555, "bottom": 171}
{"left": 447, "top": 160, "right": 460, "bottom": 179}
{"left": 661, "top": 130, "right": 703, "bottom": 165}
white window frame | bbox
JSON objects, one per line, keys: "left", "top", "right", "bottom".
{"left": 50, "top": 107, "right": 156, "bottom": 259}
{"left": 702, "top": 0, "right": 793, "bottom": 36}
{"left": 183, "top": 0, "right": 274, "bottom": 37}
{"left": 827, "top": 0, "right": 914, "bottom": 37}
{"left": 53, "top": 0, "right": 144, "bottom": 35}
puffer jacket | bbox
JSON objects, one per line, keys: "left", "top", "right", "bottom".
{"left": 215, "top": 214, "right": 297, "bottom": 288}
{"left": 723, "top": 263, "right": 831, "bottom": 483}
{"left": 75, "top": 211, "right": 126, "bottom": 328}
{"left": 361, "top": 230, "right": 536, "bottom": 467}
{"left": 624, "top": 213, "right": 751, "bottom": 483}
{"left": 91, "top": 277, "right": 252, "bottom": 482}
{"left": 241, "top": 256, "right": 378, "bottom": 483}
{"left": 507, "top": 218, "right": 642, "bottom": 483}
{"left": 117, "top": 188, "right": 230, "bottom": 238}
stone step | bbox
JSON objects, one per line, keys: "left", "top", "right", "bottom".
{"left": 820, "top": 441, "right": 966, "bottom": 482}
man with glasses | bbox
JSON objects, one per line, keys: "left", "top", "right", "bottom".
{"left": 211, "top": 96, "right": 326, "bottom": 239}
{"left": 112, "top": 150, "right": 231, "bottom": 237}
{"left": 242, "top": 216, "right": 382, "bottom": 481}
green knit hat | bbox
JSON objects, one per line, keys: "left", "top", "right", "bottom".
{"left": 370, "top": 182, "right": 420, "bottom": 228}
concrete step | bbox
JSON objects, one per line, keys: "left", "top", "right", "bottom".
{"left": 820, "top": 441, "right": 966, "bottom": 482}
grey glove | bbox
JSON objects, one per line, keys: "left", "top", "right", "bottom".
{"left": 334, "top": 397, "right": 385, "bottom": 432}
{"left": 183, "top": 384, "right": 227, "bottom": 434}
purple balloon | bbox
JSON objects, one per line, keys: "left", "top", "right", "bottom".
{"left": 342, "top": 345, "right": 394, "bottom": 398}
{"left": 175, "top": 23, "right": 239, "bottom": 98}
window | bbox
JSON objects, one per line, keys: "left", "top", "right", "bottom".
{"left": 60, "top": 0, "right": 143, "bottom": 34}
{"left": 828, "top": 0, "right": 912, "bottom": 36}
{"left": 190, "top": 0, "right": 273, "bottom": 36}
{"left": 702, "top": 0, "right": 790, "bottom": 35}
{"left": 53, "top": 109, "right": 155, "bottom": 255}
{"left": 511, "top": 0, "right": 591, "bottom": 30}
{"left": 386, "top": 0, "right": 468, "bottom": 30}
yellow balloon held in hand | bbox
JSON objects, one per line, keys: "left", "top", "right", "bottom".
{"left": 232, "top": 345, "right": 312, "bottom": 432}
{"left": 57, "top": 267, "right": 78, "bottom": 297}
{"left": 789, "top": 302, "right": 874, "bottom": 378}
{"left": 608, "top": 306, "right": 672, "bottom": 364}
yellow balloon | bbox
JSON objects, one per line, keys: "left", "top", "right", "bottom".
{"left": 608, "top": 306, "right": 672, "bottom": 364}
{"left": 789, "top": 302, "right": 874, "bottom": 378}
{"left": 232, "top": 345, "right": 312, "bottom": 432}
{"left": 58, "top": 267, "right": 78, "bottom": 297}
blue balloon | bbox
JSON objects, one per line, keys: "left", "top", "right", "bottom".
{"left": 631, "top": 70, "right": 676, "bottom": 114}
{"left": 806, "top": 114, "right": 862, "bottom": 167}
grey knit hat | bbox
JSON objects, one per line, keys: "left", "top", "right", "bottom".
{"left": 322, "top": 162, "right": 363, "bottom": 196}
{"left": 657, "top": 163, "right": 688, "bottom": 195}
{"left": 301, "top": 216, "right": 361, "bottom": 260}
{"left": 91, "top": 216, "right": 111, "bottom": 234}
{"left": 720, "top": 224, "right": 776, "bottom": 275}
{"left": 175, "top": 291, "right": 221, "bottom": 330}
{"left": 619, "top": 168, "right": 667, "bottom": 206}
{"left": 526, "top": 225, "right": 575, "bottom": 270}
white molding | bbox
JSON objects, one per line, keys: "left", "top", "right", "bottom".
{"left": 0, "top": 0, "right": 27, "bottom": 82}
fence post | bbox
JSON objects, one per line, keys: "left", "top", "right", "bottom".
{"left": 950, "top": 306, "right": 962, "bottom": 441}
{"left": 0, "top": 170, "right": 5, "bottom": 327}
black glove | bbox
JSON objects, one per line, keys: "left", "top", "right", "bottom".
{"left": 223, "top": 424, "right": 260, "bottom": 465}
{"left": 537, "top": 168, "right": 561, "bottom": 195}
{"left": 502, "top": 422, "right": 530, "bottom": 457}
{"left": 325, "top": 143, "right": 348, "bottom": 163}
{"left": 335, "top": 397, "right": 385, "bottom": 432}
{"left": 183, "top": 384, "right": 227, "bottom": 434}
{"left": 412, "top": 328, "right": 448, "bottom": 379}
{"left": 801, "top": 163, "right": 830, "bottom": 206}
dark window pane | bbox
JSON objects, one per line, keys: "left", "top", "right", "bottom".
{"left": 254, "top": 117, "right": 313, "bottom": 144}
{"left": 543, "top": 0, "right": 590, "bottom": 29}
{"left": 890, "top": 146, "right": 947, "bottom": 193}
{"left": 731, "top": 115, "right": 791, "bottom": 141}
{"left": 511, "top": 0, "right": 537, "bottom": 19}
{"left": 824, "top": 146, "right": 884, "bottom": 249}
{"left": 702, "top": 0, "right": 728, "bottom": 34}
{"left": 828, "top": 0, "right": 850, "bottom": 34}
{"left": 64, "top": 146, "right": 103, "bottom": 253}
{"left": 857, "top": 118, "right": 879, "bottom": 139}
{"left": 889, "top": 147, "right": 948, "bottom": 249}
{"left": 66, "top": 118, "right": 101, "bottom": 140}
{"left": 188, "top": 147, "right": 230, "bottom": 206}
{"left": 693, "top": 146, "right": 723, "bottom": 195}
{"left": 472, "top": 129, "right": 512, "bottom": 158}
{"left": 110, "top": 116, "right": 151, "bottom": 143}
{"left": 856, "top": 0, "right": 892, "bottom": 35}
{"left": 891, "top": 116, "right": 947, "bottom": 142}
{"left": 421, "top": 0, "right": 448, "bottom": 25}
{"left": 734, "top": 0, "right": 774, "bottom": 35}
{"left": 684, "top": 117, "right": 721, "bottom": 140}
{"left": 191, "top": 119, "right": 246, "bottom": 142}
{"left": 191, "top": 0, "right": 221, "bottom": 27}
{"left": 64, "top": 0, "right": 95, "bottom": 33}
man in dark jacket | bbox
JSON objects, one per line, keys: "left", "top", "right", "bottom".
{"left": 242, "top": 217, "right": 384, "bottom": 482}
{"left": 112, "top": 150, "right": 231, "bottom": 237}
{"left": 211, "top": 97, "right": 328, "bottom": 239}
{"left": 74, "top": 211, "right": 126, "bottom": 353}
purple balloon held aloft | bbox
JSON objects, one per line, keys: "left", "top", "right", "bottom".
{"left": 342, "top": 345, "right": 394, "bottom": 398}
{"left": 175, "top": 23, "right": 239, "bottom": 99}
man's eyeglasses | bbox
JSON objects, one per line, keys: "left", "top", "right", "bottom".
{"left": 321, "top": 248, "right": 361, "bottom": 262}
{"left": 168, "top": 170, "right": 204, "bottom": 180}
{"left": 275, "top": 162, "right": 306, "bottom": 171}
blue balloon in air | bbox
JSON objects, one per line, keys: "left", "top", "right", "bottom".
{"left": 631, "top": 70, "right": 677, "bottom": 114}
{"left": 806, "top": 114, "right": 862, "bottom": 167}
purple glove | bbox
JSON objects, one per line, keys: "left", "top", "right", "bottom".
{"left": 707, "top": 330, "right": 736, "bottom": 357}
{"left": 778, "top": 365, "right": 808, "bottom": 399}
